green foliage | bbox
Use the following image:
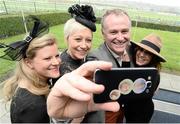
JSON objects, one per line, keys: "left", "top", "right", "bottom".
{"left": 1, "top": 13, "right": 179, "bottom": 39}
{"left": 0, "top": 17, "right": 25, "bottom": 38}
{"left": 0, "top": 12, "right": 71, "bottom": 38}
{"left": 34, "top": 13, "right": 71, "bottom": 26}
{"left": 1, "top": 24, "right": 180, "bottom": 77}
{"left": 96, "top": 18, "right": 180, "bottom": 32}
{"left": 50, "top": 24, "right": 66, "bottom": 50}
{"left": 132, "top": 21, "right": 180, "bottom": 32}
{"left": 96, "top": 17, "right": 102, "bottom": 24}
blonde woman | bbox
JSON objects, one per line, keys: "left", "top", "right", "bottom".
{"left": 52, "top": 4, "right": 96, "bottom": 123}
{"left": 59, "top": 4, "right": 96, "bottom": 76}
{"left": 1, "top": 17, "right": 61, "bottom": 123}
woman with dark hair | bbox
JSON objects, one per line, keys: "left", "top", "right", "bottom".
{"left": 124, "top": 33, "right": 166, "bottom": 123}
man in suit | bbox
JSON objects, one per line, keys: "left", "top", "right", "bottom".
{"left": 83, "top": 9, "right": 134, "bottom": 123}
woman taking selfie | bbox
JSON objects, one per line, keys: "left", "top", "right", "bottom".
{"left": 1, "top": 16, "right": 61, "bottom": 123}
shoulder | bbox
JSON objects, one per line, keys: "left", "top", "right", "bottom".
{"left": 60, "top": 50, "right": 68, "bottom": 61}
{"left": 87, "top": 43, "right": 108, "bottom": 60}
{"left": 93, "top": 43, "right": 107, "bottom": 54}
{"left": 11, "top": 88, "right": 46, "bottom": 109}
{"left": 11, "top": 88, "right": 49, "bottom": 123}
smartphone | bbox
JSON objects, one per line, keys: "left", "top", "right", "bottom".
{"left": 93, "top": 67, "right": 158, "bottom": 104}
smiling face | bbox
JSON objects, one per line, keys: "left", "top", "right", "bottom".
{"left": 102, "top": 14, "right": 131, "bottom": 55}
{"left": 135, "top": 47, "right": 153, "bottom": 66}
{"left": 27, "top": 43, "right": 61, "bottom": 80}
{"left": 66, "top": 28, "right": 92, "bottom": 60}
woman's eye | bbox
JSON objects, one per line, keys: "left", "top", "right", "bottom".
{"left": 44, "top": 57, "right": 51, "bottom": 60}
{"left": 86, "top": 39, "right": 92, "bottom": 43}
{"left": 75, "top": 38, "right": 82, "bottom": 42}
{"left": 56, "top": 54, "right": 60, "bottom": 58}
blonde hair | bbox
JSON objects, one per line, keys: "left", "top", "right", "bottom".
{"left": 3, "top": 34, "right": 58, "bottom": 102}
{"left": 101, "top": 9, "right": 131, "bottom": 29}
{"left": 64, "top": 18, "right": 92, "bottom": 40}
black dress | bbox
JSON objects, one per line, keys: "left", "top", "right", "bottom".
{"left": 10, "top": 88, "right": 49, "bottom": 123}
{"left": 60, "top": 50, "right": 84, "bottom": 75}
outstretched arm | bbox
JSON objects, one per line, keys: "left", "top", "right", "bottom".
{"left": 47, "top": 61, "right": 120, "bottom": 119}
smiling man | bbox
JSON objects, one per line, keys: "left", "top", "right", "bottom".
{"left": 87, "top": 9, "right": 133, "bottom": 68}
{"left": 85, "top": 9, "right": 134, "bottom": 123}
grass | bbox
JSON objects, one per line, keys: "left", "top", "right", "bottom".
{"left": 0, "top": 24, "right": 180, "bottom": 79}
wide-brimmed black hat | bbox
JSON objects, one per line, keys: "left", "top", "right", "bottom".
{"left": 68, "top": 4, "right": 96, "bottom": 32}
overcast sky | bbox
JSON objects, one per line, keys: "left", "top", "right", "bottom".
{"left": 128, "top": 0, "right": 180, "bottom": 7}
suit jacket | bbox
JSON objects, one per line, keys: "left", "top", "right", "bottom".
{"left": 82, "top": 42, "right": 134, "bottom": 123}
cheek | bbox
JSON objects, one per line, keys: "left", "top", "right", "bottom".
{"left": 103, "top": 32, "right": 112, "bottom": 41}
{"left": 124, "top": 33, "right": 130, "bottom": 39}
{"left": 135, "top": 52, "right": 139, "bottom": 59}
{"left": 69, "top": 42, "right": 79, "bottom": 49}
{"left": 146, "top": 57, "right": 152, "bottom": 63}
{"left": 32, "top": 61, "right": 49, "bottom": 72}
{"left": 107, "top": 34, "right": 115, "bottom": 41}
{"left": 87, "top": 43, "right": 92, "bottom": 49}
{"left": 105, "top": 36, "right": 114, "bottom": 45}
{"left": 124, "top": 41, "right": 129, "bottom": 46}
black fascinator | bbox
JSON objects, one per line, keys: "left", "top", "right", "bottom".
{"left": 68, "top": 4, "right": 96, "bottom": 32}
{"left": 0, "top": 15, "right": 49, "bottom": 61}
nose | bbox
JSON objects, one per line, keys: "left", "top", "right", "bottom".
{"left": 139, "top": 50, "right": 146, "bottom": 57}
{"left": 80, "top": 41, "right": 88, "bottom": 49}
{"left": 116, "top": 33, "right": 124, "bottom": 41}
{"left": 52, "top": 57, "right": 60, "bottom": 65}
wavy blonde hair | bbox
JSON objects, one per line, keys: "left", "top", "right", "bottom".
{"left": 3, "top": 33, "right": 58, "bottom": 102}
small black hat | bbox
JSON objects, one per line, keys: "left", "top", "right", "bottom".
{"left": 68, "top": 4, "right": 96, "bottom": 32}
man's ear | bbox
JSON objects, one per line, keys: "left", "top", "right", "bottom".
{"left": 24, "top": 58, "right": 34, "bottom": 69}
{"left": 101, "top": 29, "right": 105, "bottom": 41}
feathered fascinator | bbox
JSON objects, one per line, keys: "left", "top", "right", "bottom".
{"left": 0, "top": 15, "right": 49, "bottom": 61}
{"left": 68, "top": 4, "right": 96, "bottom": 32}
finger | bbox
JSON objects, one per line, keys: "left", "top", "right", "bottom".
{"left": 53, "top": 74, "right": 90, "bottom": 101}
{"left": 73, "top": 61, "right": 112, "bottom": 77}
{"left": 54, "top": 73, "right": 104, "bottom": 101}
{"left": 62, "top": 85, "right": 91, "bottom": 101}
{"left": 90, "top": 102, "right": 120, "bottom": 112}
{"left": 66, "top": 73, "right": 105, "bottom": 94}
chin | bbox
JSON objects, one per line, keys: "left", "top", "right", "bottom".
{"left": 136, "top": 62, "right": 145, "bottom": 66}
{"left": 50, "top": 73, "right": 60, "bottom": 78}
{"left": 76, "top": 55, "right": 85, "bottom": 60}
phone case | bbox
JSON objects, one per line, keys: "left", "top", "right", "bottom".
{"left": 93, "top": 67, "right": 158, "bottom": 104}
